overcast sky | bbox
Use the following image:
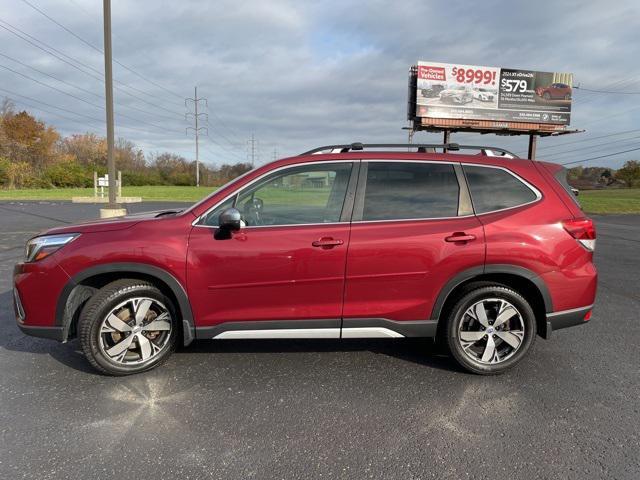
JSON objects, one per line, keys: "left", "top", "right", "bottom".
{"left": 1, "top": 0, "right": 639, "bottom": 168}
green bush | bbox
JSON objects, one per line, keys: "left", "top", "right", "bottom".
{"left": 43, "top": 161, "right": 93, "bottom": 188}
{"left": 122, "top": 170, "right": 165, "bottom": 186}
{"left": 0, "top": 157, "right": 9, "bottom": 187}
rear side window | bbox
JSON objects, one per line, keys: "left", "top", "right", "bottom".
{"left": 361, "top": 162, "right": 459, "bottom": 221}
{"left": 464, "top": 165, "right": 538, "bottom": 214}
{"left": 551, "top": 166, "right": 581, "bottom": 207}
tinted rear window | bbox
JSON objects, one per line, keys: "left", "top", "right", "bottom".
{"left": 362, "top": 162, "right": 459, "bottom": 221}
{"left": 464, "top": 165, "right": 538, "bottom": 213}
{"left": 552, "top": 167, "right": 581, "bottom": 208}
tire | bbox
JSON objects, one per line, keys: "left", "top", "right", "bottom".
{"left": 78, "top": 279, "right": 177, "bottom": 376}
{"left": 444, "top": 285, "right": 536, "bottom": 375}
{"left": 543, "top": 92, "right": 551, "bottom": 100}
{"left": 564, "top": 94, "right": 571, "bottom": 100}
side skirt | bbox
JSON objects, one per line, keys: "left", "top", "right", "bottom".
{"left": 195, "top": 318, "right": 438, "bottom": 340}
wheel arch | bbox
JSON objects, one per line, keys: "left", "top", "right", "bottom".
{"left": 56, "top": 263, "right": 195, "bottom": 346}
{"left": 431, "top": 265, "right": 553, "bottom": 338}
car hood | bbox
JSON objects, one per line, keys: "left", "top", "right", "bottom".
{"left": 39, "top": 209, "right": 191, "bottom": 236}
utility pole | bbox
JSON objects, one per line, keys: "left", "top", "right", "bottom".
{"left": 100, "top": 0, "right": 124, "bottom": 218}
{"left": 186, "top": 87, "right": 208, "bottom": 186}
{"left": 248, "top": 133, "right": 258, "bottom": 166}
{"left": 272, "top": 146, "right": 278, "bottom": 162}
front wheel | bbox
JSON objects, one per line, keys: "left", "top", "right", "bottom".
{"left": 445, "top": 285, "right": 536, "bottom": 375}
{"left": 78, "top": 279, "right": 177, "bottom": 375}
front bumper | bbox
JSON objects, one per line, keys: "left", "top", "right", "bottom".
{"left": 543, "top": 305, "right": 593, "bottom": 339}
{"left": 13, "top": 260, "right": 71, "bottom": 341}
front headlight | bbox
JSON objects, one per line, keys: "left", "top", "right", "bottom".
{"left": 24, "top": 234, "right": 80, "bottom": 262}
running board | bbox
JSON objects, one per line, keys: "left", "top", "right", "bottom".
{"left": 213, "top": 328, "right": 341, "bottom": 339}
{"left": 197, "top": 319, "right": 437, "bottom": 340}
{"left": 212, "top": 327, "right": 404, "bottom": 340}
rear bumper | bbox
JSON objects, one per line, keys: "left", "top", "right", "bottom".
{"left": 543, "top": 305, "right": 592, "bottom": 339}
{"left": 17, "top": 323, "right": 65, "bottom": 341}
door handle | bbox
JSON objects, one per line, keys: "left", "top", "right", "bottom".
{"left": 444, "top": 233, "right": 476, "bottom": 243}
{"left": 312, "top": 238, "right": 344, "bottom": 248}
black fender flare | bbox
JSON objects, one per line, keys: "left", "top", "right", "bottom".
{"left": 430, "top": 264, "right": 553, "bottom": 320}
{"left": 55, "top": 262, "right": 195, "bottom": 346}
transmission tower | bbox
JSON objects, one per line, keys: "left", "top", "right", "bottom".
{"left": 185, "top": 86, "right": 208, "bottom": 186}
{"left": 247, "top": 133, "right": 258, "bottom": 166}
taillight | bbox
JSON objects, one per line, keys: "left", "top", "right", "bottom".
{"left": 562, "top": 218, "right": 596, "bottom": 251}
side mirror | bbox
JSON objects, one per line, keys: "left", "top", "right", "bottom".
{"left": 215, "top": 208, "right": 242, "bottom": 239}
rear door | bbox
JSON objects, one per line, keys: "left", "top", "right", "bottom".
{"left": 342, "top": 160, "right": 485, "bottom": 334}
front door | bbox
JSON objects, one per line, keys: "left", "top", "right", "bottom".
{"left": 187, "top": 161, "right": 357, "bottom": 338}
{"left": 342, "top": 160, "right": 485, "bottom": 336}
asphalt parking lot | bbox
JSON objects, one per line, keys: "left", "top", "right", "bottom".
{"left": 0, "top": 201, "right": 638, "bottom": 480}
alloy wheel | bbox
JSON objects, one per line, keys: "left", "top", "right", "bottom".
{"left": 457, "top": 298, "right": 525, "bottom": 365}
{"left": 98, "top": 297, "right": 172, "bottom": 365}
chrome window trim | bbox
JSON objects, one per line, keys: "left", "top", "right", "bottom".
{"left": 192, "top": 159, "right": 543, "bottom": 228}
{"left": 351, "top": 214, "right": 475, "bottom": 225}
{"left": 461, "top": 162, "right": 543, "bottom": 216}
{"left": 192, "top": 159, "right": 357, "bottom": 228}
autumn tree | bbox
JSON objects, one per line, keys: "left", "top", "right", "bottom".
{"left": 60, "top": 133, "right": 106, "bottom": 169}
{"left": 615, "top": 160, "right": 640, "bottom": 188}
{"left": 1, "top": 110, "right": 59, "bottom": 170}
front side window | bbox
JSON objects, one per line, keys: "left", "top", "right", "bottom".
{"left": 201, "top": 163, "right": 353, "bottom": 226}
{"left": 360, "top": 162, "right": 459, "bottom": 221}
{"left": 463, "top": 165, "right": 538, "bottom": 214}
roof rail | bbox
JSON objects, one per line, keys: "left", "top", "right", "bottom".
{"left": 300, "top": 143, "right": 519, "bottom": 158}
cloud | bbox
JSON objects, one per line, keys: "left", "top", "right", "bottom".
{"left": 1, "top": 0, "right": 639, "bottom": 167}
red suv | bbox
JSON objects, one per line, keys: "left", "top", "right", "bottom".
{"left": 14, "top": 143, "right": 597, "bottom": 376}
{"left": 536, "top": 83, "right": 572, "bottom": 100}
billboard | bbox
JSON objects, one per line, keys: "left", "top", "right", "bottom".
{"left": 414, "top": 61, "right": 573, "bottom": 126}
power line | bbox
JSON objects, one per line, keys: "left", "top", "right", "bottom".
{"left": 20, "top": 0, "right": 185, "bottom": 102}
{"left": 0, "top": 63, "right": 182, "bottom": 134}
{"left": 522, "top": 128, "right": 640, "bottom": 156}
{"left": 0, "top": 51, "right": 182, "bottom": 122}
{"left": 0, "top": 20, "right": 103, "bottom": 81}
{"left": 204, "top": 138, "right": 245, "bottom": 162}
{"left": 547, "top": 134, "right": 640, "bottom": 158}
{"left": 3, "top": 91, "right": 168, "bottom": 139}
{"left": 574, "top": 85, "right": 640, "bottom": 95}
{"left": 0, "top": 18, "right": 184, "bottom": 116}
{"left": 18, "top": 2, "right": 248, "bottom": 142}
{"left": 0, "top": 62, "right": 104, "bottom": 109}
{"left": 561, "top": 146, "right": 640, "bottom": 166}
{"left": 0, "top": 51, "right": 101, "bottom": 99}
{"left": 0, "top": 86, "right": 103, "bottom": 122}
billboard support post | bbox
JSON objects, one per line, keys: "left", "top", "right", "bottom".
{"left": 528, "top": 135, "right": 538, "bottom": 160}
{"left": 443, "top": 130, "right": 450, "bottom": 153}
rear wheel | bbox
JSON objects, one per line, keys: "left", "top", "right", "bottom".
{"left": 445, "top": 285, "right": 536, "bottom": 375}
{"left": 78, "top": 279, "right": 177, "bottom": 375}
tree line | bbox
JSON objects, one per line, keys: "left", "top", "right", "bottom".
{"left": 0, "top": 99, "right": 252, "bottom": 189}
{"left": 567, "top": 163, "right": 640, "bottom": 189}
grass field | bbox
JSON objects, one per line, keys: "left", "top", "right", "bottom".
{"left": 578, "top": 188, "right": 640, "bottom": 214}
{"left": 1, "top": 186, "right": 639, "bottom": 214}
{"left": 0, "top": 186, "right": 216, "bottom": 202}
